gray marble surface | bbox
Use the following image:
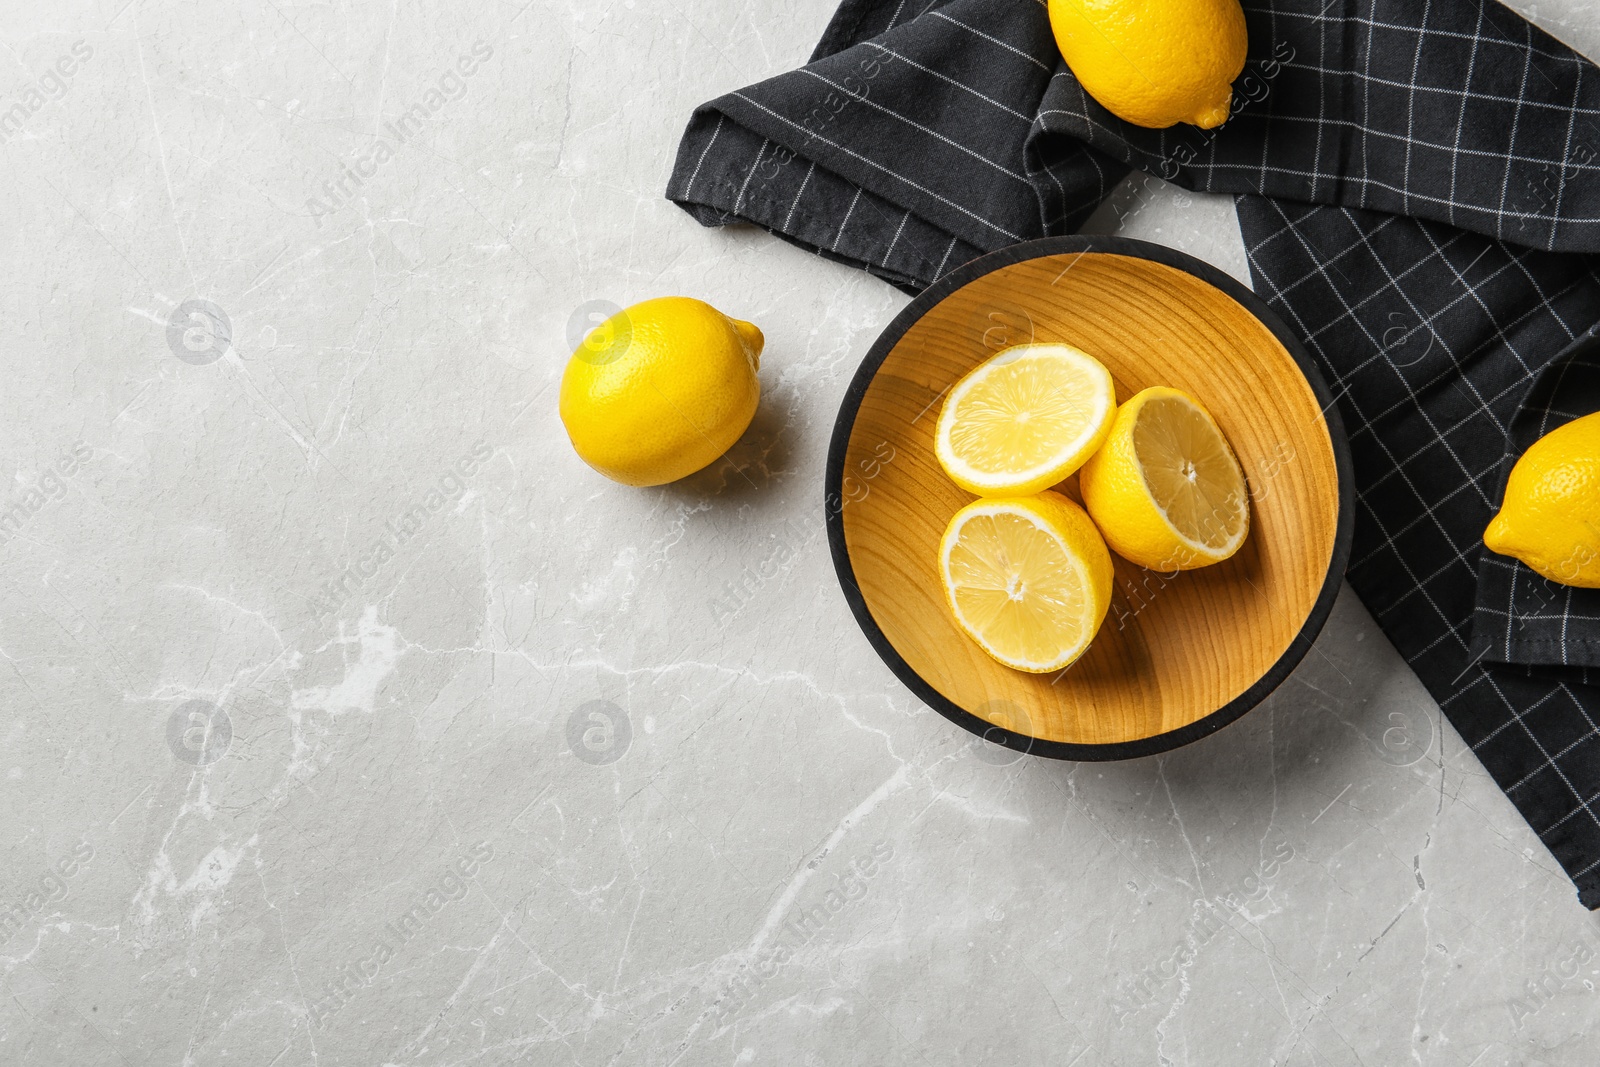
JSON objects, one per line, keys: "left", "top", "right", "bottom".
{"left": 3, "top": 0, "right": 1600, "bottom": 1064}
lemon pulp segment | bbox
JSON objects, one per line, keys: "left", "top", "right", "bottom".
{"left": 940, "top": 494, "right": 1114, "bottom": 673}
{"left": 1134, "top": 393, "right": 1248, "bottom": 554}
{"left": 1080, "top": 387, "right": 1248, "bottom": 570}
{"left": 935, "top": 344, "right": 1116, "bottom": 496}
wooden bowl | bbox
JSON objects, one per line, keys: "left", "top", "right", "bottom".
{"left": 825, "top": 237, "right": 1353, "bottom": 760}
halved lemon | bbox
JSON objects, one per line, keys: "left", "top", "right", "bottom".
{"left": 934, "top": 343, "right": 1117, "bottom": 496}
{"left": 1079, "top": 386, "right": 1249, "bottom": 570}
{"left": 939, "top": 492, "right": 1114, "bottom": 673}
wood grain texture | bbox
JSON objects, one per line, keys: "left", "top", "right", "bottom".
{"left": 838, "top": 251, "right": 1342, "bottom": 748}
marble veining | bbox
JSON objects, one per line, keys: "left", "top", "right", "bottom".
{"left": 2, "top": 0, "right": 1599, "bottom": 1063}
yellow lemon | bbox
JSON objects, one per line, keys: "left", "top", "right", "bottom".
{"left": 559, "top": 297, "right": 763, "bottom": 486}
{"left": 1483, "top": 411, "right": 1600, "bottom": 588}
{"left": 1079, "top": 386, "right": 1249, "bottom": 570}
{"left": 1047, "top": 0, "right": 1248, "bottom": 129}
{"left": 939, "top": 492, "right": 1114, "bottom": 673}
{"left": 934, "top": 343, "right": 1117, "bottom": 496}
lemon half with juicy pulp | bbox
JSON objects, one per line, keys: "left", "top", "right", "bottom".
{"left": 934, "top": 343, "right": 1117, "bottom": 496}
{"left": 1080, "top": 386, "right": 1249, "bottom": 570}
{"left": 939, "top": 492, "right": 1114, "bottom": 673}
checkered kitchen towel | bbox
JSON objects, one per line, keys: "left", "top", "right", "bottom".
{"left": 668, "top": 0, "right": 1600, "bottom": 908}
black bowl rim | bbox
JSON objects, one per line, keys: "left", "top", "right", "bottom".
{"left": 823, "top": 235, "right": 1356, "bottom": 762}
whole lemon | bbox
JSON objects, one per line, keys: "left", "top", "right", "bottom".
{"left": 1484, "top": 411, "right": 1600, "bottom": 588}
{"left": 559, "top": 297, "right": 763, "bottom": 487}
{"left": 1047, "top": 0, "right": 1248, "bottom": 129}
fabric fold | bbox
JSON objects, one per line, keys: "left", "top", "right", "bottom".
{"left": 1040, "top": 0, "right": 1600, "bottom": 254}
{"left": 666, "top": 0, "right": 1127, "bottom": 291}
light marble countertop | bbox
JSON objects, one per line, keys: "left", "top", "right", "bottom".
{"left": 3, "top": 0, "right": 1600, "bottom": 1064}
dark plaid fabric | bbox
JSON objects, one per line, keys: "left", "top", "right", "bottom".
{"left": 668, "top": 0, "right": 1600, "bottom": 908}
{"left": 1235, "top": 197, "right": 1600, "bottom": 908}
{"left": 668, "top": 0, "right": 1129, "bottom": 292}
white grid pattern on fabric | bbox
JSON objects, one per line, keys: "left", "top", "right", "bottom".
{"left": 1237, "top": 193, "right": 1600, "bottom": 904}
